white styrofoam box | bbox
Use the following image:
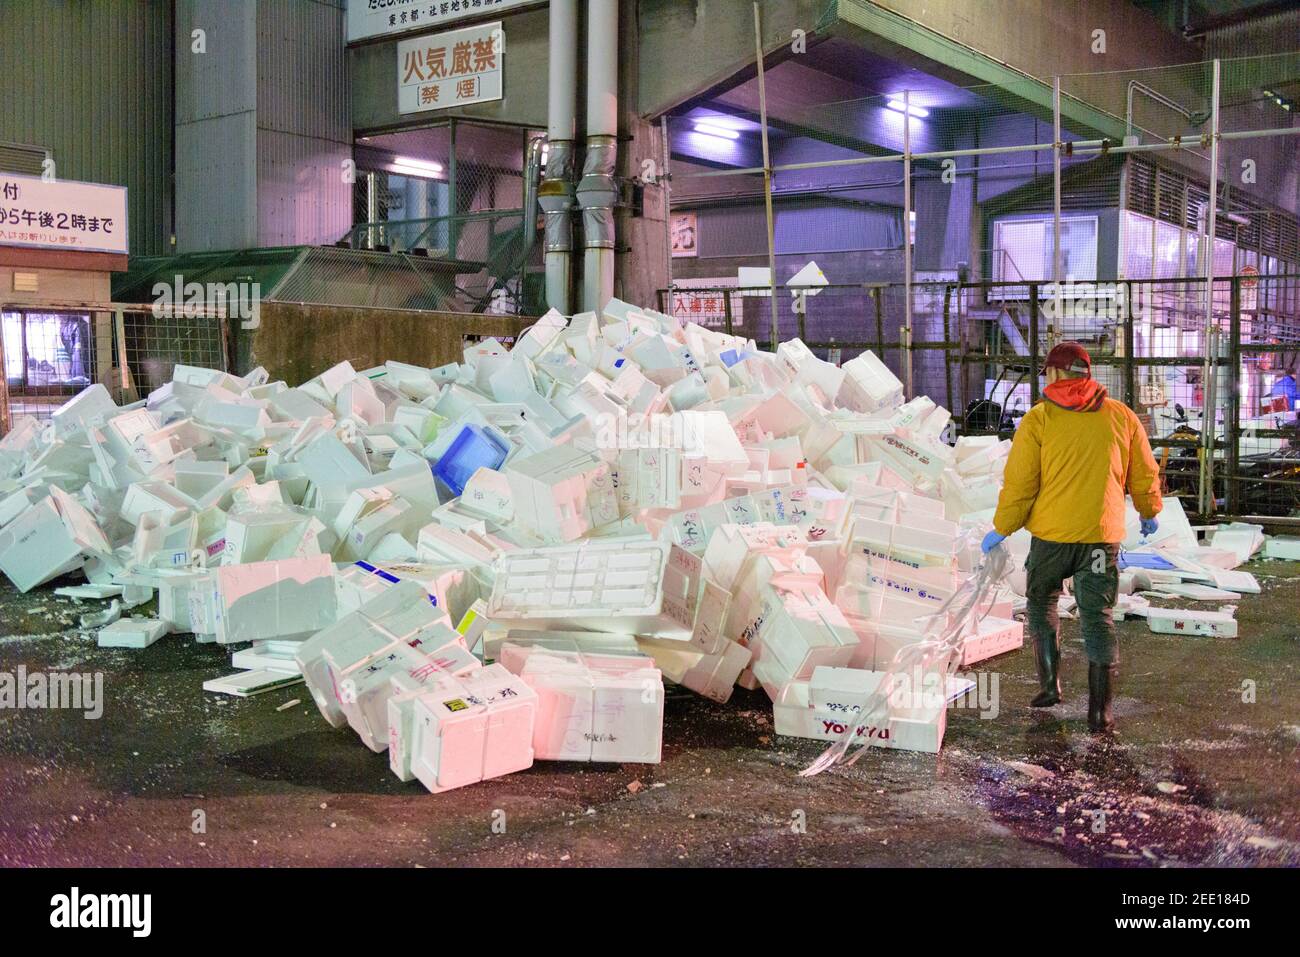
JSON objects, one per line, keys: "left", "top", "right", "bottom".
{"left": 740, "top": 583, "right": 859, "bottom": 692}
{"left": 102, "top": 408, "right": 162, "bottom": 471}
{"left": 296, "top": 580, "right": 448, "bottom": 728}
{"left": 458, "top": 467, "right": 515, "bottom": 523}
{"left": 0, "top": 502, "right": 80, "bottom": 595}
{"left": 503, "top": 443, "right": 620, "bottom": 543}
{"left": 776, "top": 338, "right": 845, "bottom": 401}
{"left": 417, "top": 523, "right": 498, "bottom": 570}
{"left": 337, "top": 498, "right": 422, "bottom": 563}
{"left": 335, "top": 559, "right": 470, "bottom": 620}
{"left": 192, "top": 466, "right": 256, "bottom": 513}
{"left": 119, "top": 481, "right": 195, "bottom": 527}
{"left": 848, "top": 515, "right": 957, "bottom": 568}
{"left": 1263, "top": 535, "right": 1300, "bottom": 560}
{"left": 835, "top": 351, "right": 904, "bottom": 414}
{"left": 408, "top": 663, "right": 538, "bottom": 793}
{"left": 1120, "top": 495, "right": 1197, "bottom": 552}
{"left": 845, "top": 617, "right": 931, "bottom": 672}
{"left": 833, "top": 581, "right": 937, "bottom": 628}
{"left": 663, "top": 495, "right": 763, "bottom": 554}
{"left": 614, "top": 447, "right": 682, "bottom": 512}
{"left": 678, "top": 410, "right": 749, "bottom": 474}
{"left": 331, "top": 635, "right": 478, "bottom": 752}
{"left": 231, "top": 640, "right": 301, "bottom": 674}
{"left": 513, "top": 308, "right": 568, "bottom": 361}
{"left": 722, "top": 549, "right": 824, "bottom": 637}
{"left": 1208, "top": 522, "right": 1265, "bottom": 566}
{"left": 53, "top": 384, "right": 118, "bottom": 436}
{"left": 297, "top": 433, "right": 371, "bottom": 491}
{"left": 156, "top": 570, "right": 214, "bottom": 633}
{"left": 1145, "top": 606, "right": 1238, "bottom": 638}
{"left": 330, "top": 486, "right": 392, "bottom": 540}
{"left": 193, "top": 395, "right": 271, "bottom": 433}
{"left": 958, "top": 616, "right": 1024, "bottom": 667}
{"left": 688, "top": 578, "right": 732, "bottom": 655}
{"left": 700, "top": 522, "right": 809, "bottom": 592}
{"left": 635, "top": 635, "right": 751, "bottom": 704}
{"left": 841, "top": 550, "right": 963, "bottom": 608}
{"left": 202, "top": 668, "right": 304, "bottom": 697}
{"left": 268, "top": 388, "right": 332, "bottom": 423}
{"left": 487, "top": 539, "right": 690, "bottom": 637}
{"left": 207, "top": 555, "right": 337, "bottom": 645}
{"left": 0, "top": 488, "right": 42, "bottom": 529}
{"left": 222, "top": 507, "right": 310, "bottom": 565}
{"left": 174, "top": 460, "right": 230, "bottom": 499}
{"left": 772, "top": 672, "right": 947, "bottom": 754}
{"left": 864, "top": 431, "right": 953, "bottom": 485}
{"left": 0, "top": 489, "right": 111, "bottom": 592}
{"left": 1151, "top": 582, "right": 1241, "bottom": 601}
{"left": 502, "top": 643, "right": 663, "bottom": 763}
{"left": 97, "top": 617, "right": 169, "bottom": 649}
{"left": 481, "top": 629, "right": 642, "bottom": 664}
{"left": 744, "top": 391, "right": 813, "bottom": 441}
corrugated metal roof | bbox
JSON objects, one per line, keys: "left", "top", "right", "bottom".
{"left": 0, "top": 0, "right": 174, "bottom": 255}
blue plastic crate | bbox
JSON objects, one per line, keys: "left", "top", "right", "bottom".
{"left": 431, "top": 423, "right": 509, "bottom": 497}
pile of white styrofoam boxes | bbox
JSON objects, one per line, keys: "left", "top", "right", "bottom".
{"left": 3, "top": 294, "right": 1273, "bottom": 781}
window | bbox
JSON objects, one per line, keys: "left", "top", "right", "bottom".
{"left": 991, "top": 214, "right": 1098, "bottom": 298}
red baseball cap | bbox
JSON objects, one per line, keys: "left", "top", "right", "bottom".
{"left": 1041, "top": 341, "right": 1092, "bottom": 376}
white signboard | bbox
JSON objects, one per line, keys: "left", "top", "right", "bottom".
{"left": 398, "top": 21, "right": 503, "bottom": 114}
{"left": 349, "top": 0, "right": 535, "bottom": 44}
{"left": 0, "top": 172, "right": 128, "bottom": 255}
{"left": 670, "top": 278, "right": 739, "bottom": 330}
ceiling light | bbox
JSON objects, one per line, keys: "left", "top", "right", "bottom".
{"left": 693, "top": 122, "right": 741, "bottom": 140}
{"left": 886, "top": 99, "right": 929, "bottom": 118}
{"left": 389, "top": 156, "right": 445, "bottom": 178}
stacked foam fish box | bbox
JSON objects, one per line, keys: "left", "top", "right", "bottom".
{"left": 499, "top": 641, "right": 664, "bottom": 763}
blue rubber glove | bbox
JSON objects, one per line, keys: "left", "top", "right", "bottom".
{"left": 981, "top": 530, "right": 1007, "bottom": 554}
{"left": 1140, "top": 517, "right": 1159, "bottom": 537}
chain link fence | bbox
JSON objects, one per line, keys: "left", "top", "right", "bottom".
{"left": 349, "top": 119, "right": 544, "bottom": 315}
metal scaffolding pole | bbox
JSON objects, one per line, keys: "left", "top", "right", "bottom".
{"left": 903, "top": 89, "right": 914, "bottom": 398}
{"left": 1052, "top": 75, "right": 1062, "bottom": 346}
{"left": 1199, "top": 59, "right": 1221, "bottom": 517}
{"left": 753, "top": 1, "right": 779, "bottom": 351}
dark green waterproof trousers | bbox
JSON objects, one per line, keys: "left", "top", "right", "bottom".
{"left": 1025, "top": 538, "right": 1120, "bottom": 666}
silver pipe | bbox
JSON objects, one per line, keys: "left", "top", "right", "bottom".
{"left": 753, "top": 0, "right": 779, "bottom": 351}
{"left": 541, "top": 0, "right": 578, "bottom": 312}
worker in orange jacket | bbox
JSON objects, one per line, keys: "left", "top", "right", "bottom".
{"left": 982, "top": 342, "right": 1163, "bottom": 733}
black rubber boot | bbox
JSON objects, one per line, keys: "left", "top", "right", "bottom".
{"left": 1030, "top": 635, "right": 1061, "bottom": 707}
{"left": 1087, "top": 663, "right": 1116, "bottom": 733}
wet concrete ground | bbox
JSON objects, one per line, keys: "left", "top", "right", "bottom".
{"left": 0, "top": 565, "right": 1297, "bottom": 867}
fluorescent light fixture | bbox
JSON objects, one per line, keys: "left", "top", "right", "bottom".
{"left": 886, "top": 99, "right": 929, "bottom": 118}
{"left": 693, "top": 122, "right": 741, "bottom": 140}
{"left": 390, "top": 156, "right": 444, "bottom": 178}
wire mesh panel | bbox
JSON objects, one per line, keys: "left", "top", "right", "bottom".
{"left": 120, "top": 306, "right": 227, "bottom": 400}
{"left": 350, "top": 120, "right": 543, "bottom": 314}
{"left": 1227, "top": 272, "right": 1300, "bottom": 517}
